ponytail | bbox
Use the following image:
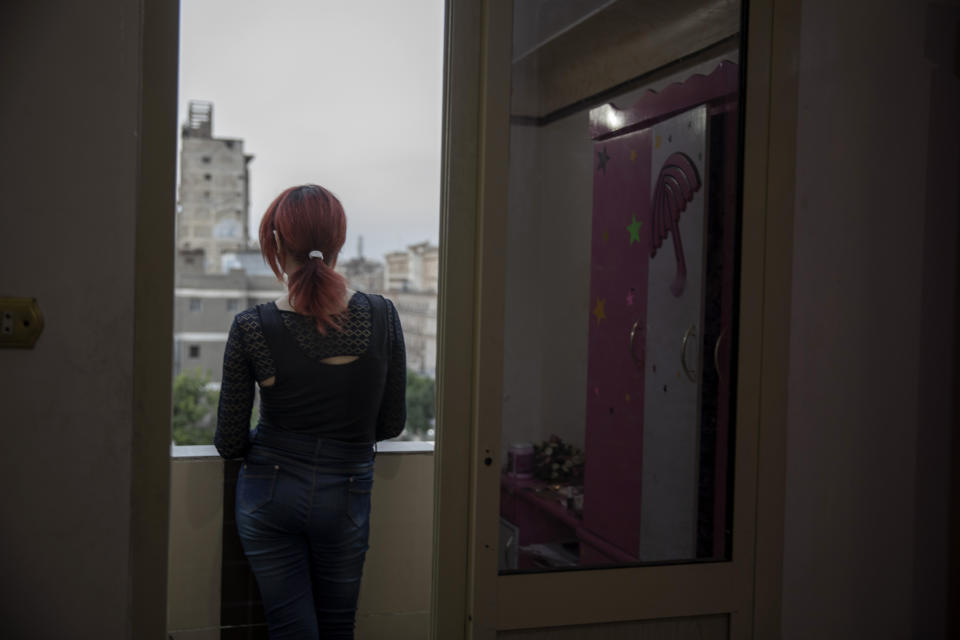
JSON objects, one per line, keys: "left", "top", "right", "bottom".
{"left": 286, "top": 253, "right": 348, "bottom": 334}
{"left": 259, "top": 184, "right": 349, "bottom": 334}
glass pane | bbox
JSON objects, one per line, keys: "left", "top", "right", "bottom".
{"left": 499, "top": 0, "right": 744, "bottom": 572}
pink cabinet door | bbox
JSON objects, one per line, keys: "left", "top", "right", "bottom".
{"left": 582, "top": 63, "right": 739, "bottom": 564}
{"left": 582, "top": 126, "right": 653, "bottom": 557}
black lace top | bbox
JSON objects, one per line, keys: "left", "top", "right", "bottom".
{"left": 214, "top": 292, "right": 406, "bottom": 458}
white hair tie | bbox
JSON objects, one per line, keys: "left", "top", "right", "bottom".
{"left": 308, "top": 250, "right": 324, "bottom": 261}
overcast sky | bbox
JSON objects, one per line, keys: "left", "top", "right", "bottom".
{"left": 178, "top": 0, "right": 445, "bottom": 262}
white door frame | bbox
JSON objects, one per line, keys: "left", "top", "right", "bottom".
{"left": 430, "top": 0, "right": 798, "bottom": 637}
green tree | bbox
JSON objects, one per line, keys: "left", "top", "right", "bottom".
{"left": 172, "top": 369, "right": 219, "bottom": 445}
{"left": 404, "top": 369, "right": 435, "bottom": 439}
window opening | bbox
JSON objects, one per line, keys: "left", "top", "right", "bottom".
{"left": 171, "top": 1, "right": 444, "bottom": 449}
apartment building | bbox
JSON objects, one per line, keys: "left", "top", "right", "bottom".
{"left": 173, "top": 251, "right": 283, "bottom": 383}
{"left": 387, "top": 290, "right": 437, "bottom": 375}
{"left": 177, "top": 101, "right": 254, "bottom": 274}
{"left": 384, "top": 241, "right": 438, "bottom": 293}
{"left": 336, "top": 254, "right": 385, "bottom": 294}
{"left": 381, "top": 242, "right": 439, "bottom": 375}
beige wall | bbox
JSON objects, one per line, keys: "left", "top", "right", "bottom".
{"left": 167, "top": 457, "right": 225, "bottom": 636}
{"left": 0, "top": 1, "right": 175, "bottom": 637}
{"left": 167, "top": 451, "right": 435, "bottom": 639}
{"left": 782, "top": 0, "right": 958, "bottom": 637}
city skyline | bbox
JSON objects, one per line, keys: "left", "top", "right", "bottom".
{"left": 177, "top": 0, "right": 445, "bottom": 262}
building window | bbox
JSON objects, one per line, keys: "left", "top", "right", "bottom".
{"left": 189, "top": 298, "right": 202, "bottom": 312}
{"left": 202, "top": 155, "right": 211, "bottom": 163}
{"left": 227, "top": 298, "right": 239, "bottom": 312}
{"left": 204, "top": 173, "right": 212, "bottom": 181}
{"left": 188, "top": 345, "right": 200, "bottom": 358}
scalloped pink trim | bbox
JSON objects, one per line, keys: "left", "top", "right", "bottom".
{"left": 590, "top": 61, "right": 739, "bottom": 139}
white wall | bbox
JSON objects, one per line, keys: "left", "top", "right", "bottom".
{"left": 782, "top": 0, "right": 958, "bottom": 637}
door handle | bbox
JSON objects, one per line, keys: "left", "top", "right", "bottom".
{"left": 714, "top": 327, "right": 727, "bottom": 383}
{"left": 629, "top": 319, "right": 642, "bottom": 369}
{"left": 680, "top": 324, "right": 697, "bottom": 383}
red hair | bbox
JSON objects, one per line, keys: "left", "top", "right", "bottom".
{"left": 259, "top": 184, "right": 348, "bottom": 334}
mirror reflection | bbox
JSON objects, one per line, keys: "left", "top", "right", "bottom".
{"left": 499, "top": 0, "right": 743, "bottom": 572}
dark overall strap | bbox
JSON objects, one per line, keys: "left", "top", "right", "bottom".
{"left": 256, "top": 302, "right": 286, "bottom": 376}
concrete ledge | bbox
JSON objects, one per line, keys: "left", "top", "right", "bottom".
{"left": 168, "top": 445, "right": 434, "bottom": 639}
{"left": 171, "top": 440, "right": 435, "bottom": 458}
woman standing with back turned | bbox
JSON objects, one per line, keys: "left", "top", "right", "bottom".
{"left": 214, "top": 184, "right": 406, "bottom": 639}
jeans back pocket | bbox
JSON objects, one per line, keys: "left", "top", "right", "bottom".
{"left": 238, "top": 463, "right": 279, "bottom": 514}
{"left": 346, "top": 474, "right": 373, "bottom": 529}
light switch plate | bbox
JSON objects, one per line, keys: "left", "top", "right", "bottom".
{"left": 0, "top": 297, "right": 44, "bottom": 348}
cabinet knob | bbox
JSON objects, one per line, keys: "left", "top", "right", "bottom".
{"left": 629, "top": 319, "right": 642, "bottom": 369}
{"left": 681, "top": 324, "right": 698, "bottom": 383}
{"left": 714, "top": 327, "right": 727, "bottom": 383}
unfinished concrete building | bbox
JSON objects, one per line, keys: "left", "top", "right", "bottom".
{"left": 176, "top": 101, "right": 254, "bottom": 273}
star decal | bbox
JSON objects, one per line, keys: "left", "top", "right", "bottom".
{"left": 625, "top": 393, "right": 631, "bottom": 403}
{"left": 655, "top": 135, "right": 662, "bottom": 149}
{"left": 629, "top": 149, "right": 638, "bottom": 162}
{"left": 627, "top": 215, "right": 642, "bottom": 245}
{"left": 597, "top": 147, "right": 610, "bottom": 174}
{"left": 602, "top": 230, "right": 609, "bottom": 243}
{"left": 593, "top": 297, "right": 606, "bottom": 324}
{"left": 626, "top": 290, "right": 635, "bottom": 306}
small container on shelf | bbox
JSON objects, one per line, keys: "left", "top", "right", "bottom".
{"left": 506, "top": 442, "right": 535, "bottom": 478}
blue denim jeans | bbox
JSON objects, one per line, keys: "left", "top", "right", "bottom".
{"left": 236, "top": 426, "right": 375, "bottom": 639}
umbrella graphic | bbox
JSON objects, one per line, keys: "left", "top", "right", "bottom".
{"left": 650, "top": 152, "right": 701, "bottom": 297}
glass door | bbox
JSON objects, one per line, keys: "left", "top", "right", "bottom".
{"left": 433, "top": 0, "right": 785, "bottom": 637}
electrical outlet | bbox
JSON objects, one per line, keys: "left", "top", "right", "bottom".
{"left": 0, "top": 298, "right": 44, "bottom": 348}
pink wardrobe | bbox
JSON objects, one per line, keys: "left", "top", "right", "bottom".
{"left": 581, "top": 62, "right": 740, "bottom": 565}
